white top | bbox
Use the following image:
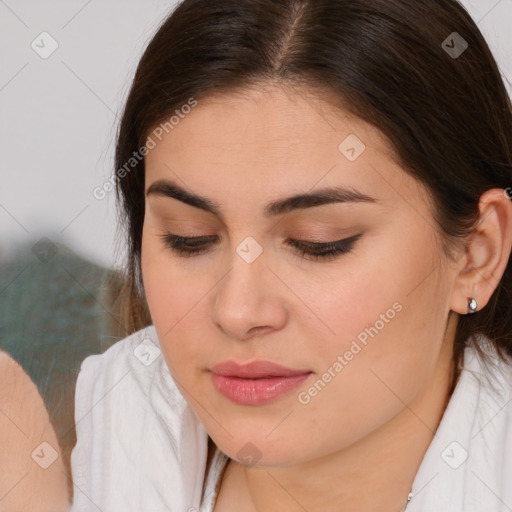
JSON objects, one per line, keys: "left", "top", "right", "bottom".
{"left": 70, "top": 325, "right": 512, "bottom": 512}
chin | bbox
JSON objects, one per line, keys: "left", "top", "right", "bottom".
{"left": 212, "top": 433, "right": 307, "bottom": 468}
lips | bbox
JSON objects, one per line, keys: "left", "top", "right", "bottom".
{"left": 210, "top": 360, "right": 312, "bottom": 405}
{"left": 211, "top": 360, "right": 311, "bottom": 378}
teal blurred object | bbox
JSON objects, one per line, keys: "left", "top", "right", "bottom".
{"left": 0, "top": 236, "right": 124, "bottom": 491}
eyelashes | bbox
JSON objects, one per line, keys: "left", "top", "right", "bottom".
{"left": 158, "top": 232, "right": 361, "bottom": 262}
{"left": 286, "top": 235, "right": 361, "bottom": 261}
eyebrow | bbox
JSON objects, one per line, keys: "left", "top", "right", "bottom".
{"left": 146, "top": 179, "right": 377, "bottom": 219}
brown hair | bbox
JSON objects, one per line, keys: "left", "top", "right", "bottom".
{"left": 112, "top": 0, "right": 512, "bottom": 393}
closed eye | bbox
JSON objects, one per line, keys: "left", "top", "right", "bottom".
{"left": 158, "top": 232, "right": 361, "bottom": 262}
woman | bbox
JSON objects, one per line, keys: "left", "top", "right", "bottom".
{"left": 71, "top": 0, "right": 512, "bottom": 510}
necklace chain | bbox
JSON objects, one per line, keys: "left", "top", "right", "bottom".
{"left": 400, "top": 491, "right": 414, "bottom": 512}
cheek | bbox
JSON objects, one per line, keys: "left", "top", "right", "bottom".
{"left": 300, "top": 228, "right": 446, "bottom": 399}
{"left": 140, "top": 228, "right": 207, "bottom": 374}
{"left": 261, "top": 259, "right": 447, "bottom": 459}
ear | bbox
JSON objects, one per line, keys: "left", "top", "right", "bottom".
{"left": 450, "top": 188, "right": 512, "bottom": 315}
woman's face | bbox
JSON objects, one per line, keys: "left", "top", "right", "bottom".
{"left": 141, "top": 85, "right": 459, "bottom": 466}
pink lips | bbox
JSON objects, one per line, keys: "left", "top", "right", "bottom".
{"left": 210, "top": 360, "right": 312, "bottom": 405}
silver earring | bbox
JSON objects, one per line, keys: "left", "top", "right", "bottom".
{"left": 467, "top": 297, "right": 477, "bottom": 314}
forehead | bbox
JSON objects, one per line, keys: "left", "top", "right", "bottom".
{"left": 146, "top": 84, "right": 395, "bottom": 162}
{"left": 143, "top": 84, "right": 427, "bottom": 216}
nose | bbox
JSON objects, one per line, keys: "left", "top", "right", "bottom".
{"left": 211, "top": 246, "right": 288, "bottom": 341}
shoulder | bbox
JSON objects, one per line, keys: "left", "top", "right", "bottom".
{"left": 0, "top": 351, "right": 69, "bottom": 511}
{"left": 460, "top": 339, "right": 512, "bottom": 504}
{"left": 0, "top": 350, "right": 46, "bottom": 435}
{"left": 407, "top": 340, "right": 512, "bottom": 509}
{"left": 464, "top": 337, "right": 512, "bottom": 393}
{"left": 462, "top": 338, "right": 512, "bottom": 451}
{"left": 77, "top": 324, "right": 160, "bottom": 383}
{"left": 75, "top": 324, "right": 177, "bottom": 405}
{"left": 71, "top": 326, "right": 209, "bottom": 511}
{"left": 73, "top": 324, "right": 187, "bottom": 436}
{"left": 0, "top": 350, "right": 42, "bottom": 427}
{"left": 0, "top": 350, "right": 60, "bottom": 442}
{"left": 0, "top": 349, "right": 30, "bottom": 390}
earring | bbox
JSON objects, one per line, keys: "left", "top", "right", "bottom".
{"left": 467, "top": 297, "right": 478, "bottom": 314}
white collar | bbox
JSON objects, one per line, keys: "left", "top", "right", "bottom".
{"left": 407, "top": 337, "right": 512, "bottom": 511}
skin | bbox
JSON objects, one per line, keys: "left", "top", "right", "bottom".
{"left": 140, "top": 84, "right": 512, "bottom": 511}
{"left": 0, "top": 351, "right": 69, "bottom": 511}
